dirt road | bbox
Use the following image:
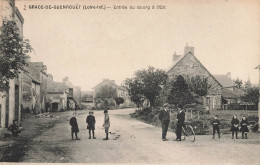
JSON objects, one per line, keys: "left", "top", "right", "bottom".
{"left": 20, "top": 109, "right": 260, "bottom": 164}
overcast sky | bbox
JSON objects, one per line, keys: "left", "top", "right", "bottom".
{"left": 16, "top": 0, "right": 260, "bottom": 91}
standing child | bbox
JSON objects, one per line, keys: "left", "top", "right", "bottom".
{"left": 103, "top": 110, "right": 110, "bottom": 140}
{"left": 230, "top": 115, "right": 239, "bottom": 139}
{"left": 70, "top": 112, "right": 80, "bottom": 140}
{"left": 86, "top": 110, "right": 96, "bottom": 139}
{"left": 240, "top": 116, "right": 249, "bottom": 139}
{"left": 212, "top": 115, "right": 221, "bottom": 139}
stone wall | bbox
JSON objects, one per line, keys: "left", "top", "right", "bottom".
{"left": 167, "top": 53, "right": 222, "bottom": 110}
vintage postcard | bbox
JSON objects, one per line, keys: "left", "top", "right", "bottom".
{"left": 0, "top": 0, "right": 259, "bottom": 164}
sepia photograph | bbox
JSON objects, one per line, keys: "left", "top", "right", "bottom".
{"left": 0, "top": 0, "right": 259, "bottom": 164}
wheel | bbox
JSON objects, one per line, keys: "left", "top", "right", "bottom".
{"left": 183, "top": 125, "right": 196, "bottom": 142}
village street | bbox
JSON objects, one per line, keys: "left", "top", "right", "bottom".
{"left": 3, "top": 108, "right": 254, "bottom": 164}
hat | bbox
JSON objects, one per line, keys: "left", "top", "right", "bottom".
{"left": 89, "top": 110, "right": 94, "bottom": 114}
{"left": 163, "top": 103, "right": 168, "bottom": 107}
{"left": 177, "top": 104, "right": 183, "bottom": 109}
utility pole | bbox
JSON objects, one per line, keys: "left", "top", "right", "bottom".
{"left": 255, "top": 65, "right": 260, "bottom": 132}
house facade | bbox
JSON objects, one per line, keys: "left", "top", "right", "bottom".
{"left": 93, "top": 79, "right": 134, "bottom": 108}
{"left": 167, "top": 45, "right": 223, "bottom": 110}
{"left": 0, "top": 0, "right": 24, "bottom": 136}
{"left": 46, "top": 76, "right": 80, "bottom": 111}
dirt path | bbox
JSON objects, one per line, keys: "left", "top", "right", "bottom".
{"left": 17, "top": 108, "right": 259, "bottom": 164}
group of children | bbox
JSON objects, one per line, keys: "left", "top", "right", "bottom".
{"left": 212, "top": 115, "right": 250, "bottom": 139}
{"left": 69, "top": 110, "right": 110, "bottom": 140}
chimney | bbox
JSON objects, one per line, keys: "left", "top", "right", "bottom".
{"left": 184, "top": 44, "right": 194, "bottom": 55}
{"left": 227, "top": 72, "right": 231, "bottom": 79}
{"left": 63, "top": 77, "right": 69, "bottom": 82}
{"left": 172, "top": 51, "right": 181, "bottom": 62}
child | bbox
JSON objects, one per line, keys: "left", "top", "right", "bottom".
{"left": 240, "top": 116, "right": 249, "bottom": 139}
{"left": 103, "top": 110, "right": 110, "bottom": 140}
{"left": 230, "top": 115, "right": 239, "bottom": 139}
{"left": 86, "top": 110, "right": 96, "bottom": 139}
{"left": 212, "top": 115, "right": 221, "bottom": 139}
{"left": 69, "top": 112, "right": 80, "bottom": 140}
{"left": 9, "top": 120, "right": 20, "bottom": 137}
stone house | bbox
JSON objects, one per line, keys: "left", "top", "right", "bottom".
{"left": 0, "top": 0, "right": 24, "bottom": 136}
{"left": 166, "top": 45, "right": 242, "bottom": 110}
{"left": 93, "top": 79, "right": 134, "bottom": 108}
{"left": 21, "top": 62, "right": 48, "bottom": 114}
{"left": 46, "top": 76, "right": 80, "bottom": 111}
{"left": 30, "top": 62, "right": 48, "bottom": 112}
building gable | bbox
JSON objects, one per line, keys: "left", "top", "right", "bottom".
{"left": 167, "top": 52, "right": 222, "bottom": 94}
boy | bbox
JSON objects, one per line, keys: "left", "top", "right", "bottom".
{"left": 69, "top": 112, "right": 80, "bottom": 140}
{"left": 86, "top": 110, "right": 96, "bottom": 139}
{"left": 212, "top": 115, "right": 221, "bottom": 139}
{"left": 103, "top": 110, "right": 110, "bottom": 140}
{"left": 9, "top": 120, "right": 20, "bottom": 137}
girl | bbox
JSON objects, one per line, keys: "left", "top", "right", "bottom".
{"left": 230, "top": 115, "right": 239, "bottom": 139}
{"left": 103, "top": 110, "right": 110, "bottom": 140}
{"left": 240, "top": 116, "right": 249, "bottom": 139}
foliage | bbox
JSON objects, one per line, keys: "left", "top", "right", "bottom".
{"left": 167, "top": 75, "right": 193, "bottom": 106}
{"left": 187, "top": 75, "right": 210, "bottom": 97}
{"left": 233, "top": 78, "right": 243, "bottom": 89}
{"left": 0, "top": 20, "right": 33, "bottom": 92}
{"left": 115, "top": 97, "right": 124, "bottom": 106}
{"left": 241, "top": 86, "right": 259, "bottom": 105}
{"left": 124, "top": 66, "right": 168, "bottom": 107}
{"left": 124, "top": 78, "right": 145, "bottom": 108}
{"left": 244, "top": 80, "right": 252, "bottom": 89}
{"left": 94, "top": 84, "right": 117, "bottom": 100}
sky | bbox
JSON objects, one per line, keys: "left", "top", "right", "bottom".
{"left": 16, "top": 0, "right": 260, "bottom": 91}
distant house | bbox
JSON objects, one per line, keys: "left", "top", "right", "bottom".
{"left": 46, "top": 75, "right": 68, "bottom": 112}
{"left": 81, "top": 91, "right": 94, "bottom": 103}
{"left": 166, "top": 45, "right": 243, "bottom": 110}
{"left": 92, "top": 79, "right": 134, "bottom": 108}
{"left": 46, "top": 76, "right": 81, "bottom": 111}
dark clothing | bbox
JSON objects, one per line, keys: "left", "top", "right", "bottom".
{"left": 159, "top": 110, "right": 170, "bottom": 122}
{"left": 70, "top": 117, "right": 79, "bottom": 133}
{"left": 86, "top": 115, "right": 96, "bottom": 130}
{"left": 159, "top": 110, "right": 170, "bottom": 140}
{"left": 177, "top": 111, "right": 185, "bottom": 125}
{"left": 9, "top": 124, "right": 20, "bottom": 137}
{"left": 231, "top": 118, "right": 239, "bottom": 131}
{"left": 176, "top": 111, "right": 185, "bottom": 140}
{"left": 162, "top": 121, "right": 169, "bottom": 139}
{"left": 240, "top": 120, "right": 249, "bottom": 132}
{"left": 212, "top": 119, "right": 220, "bottom": 137}
{"left": 176, "top": 124, "right": 183, "bottom": 140}
{"left": 231, "top": 118, "right": 239, "bottom": 138}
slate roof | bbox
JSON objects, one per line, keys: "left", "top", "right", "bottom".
{"left": 166, "top": 52, "right": 223, "bottom": 88}
{"left": 213, "top": 74, "right": 234, "bottom": 87}
{"left": 92, "top": 79, "right": 126, "bottom": 91}
{"left": 221, "top": 88, "right": 241, "bottom": 99}
{"left": 47, "top": 82, "right": 68, "bottom": 93}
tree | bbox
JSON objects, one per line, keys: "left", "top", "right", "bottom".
{"left": 94, "top": 85, "right": 117, "bottom": 101}
{"left": 115, "top": 97, "right": 124, "bottom": 106}
{"left": 241, "top": 86, "right": 259, "bottom": 106}
{"left": 233, "top": 78, "right": 243, "bottom": 89}
{"left": 244, "top": 80, "right": 252, "bottom": 89}
{"left": 0, "top": 20, "right": 33, "bottom": 92}
{"left": 167, "top": 75, "right": 193, "bottom": 106}
{"left": 124, "top": 66, "right": 168, "bottom": 107}
{"left": 187, "top": 75, "right": 210, "bottom": 97}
